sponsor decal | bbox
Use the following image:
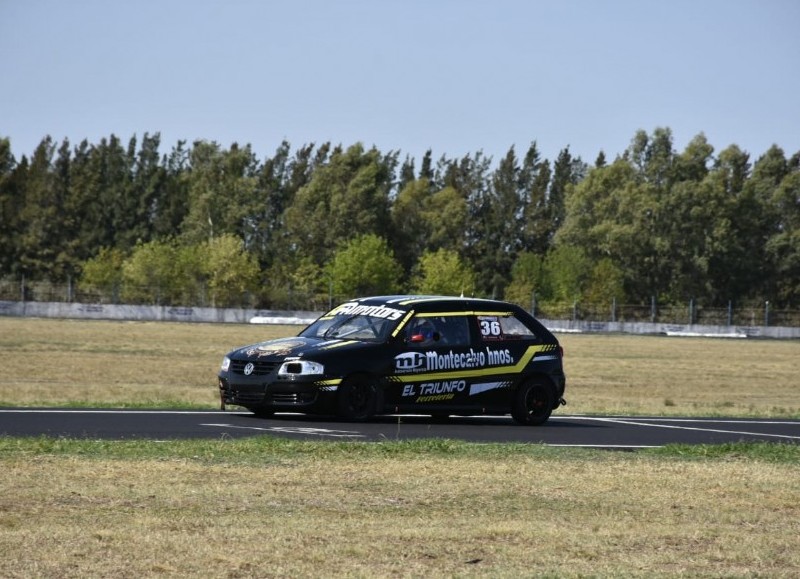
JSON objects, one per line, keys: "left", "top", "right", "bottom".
{"left": 246, "top": 339, "right": 306, "bottom": 358}
{"left": 417, "top": 394, "right": 455, "bottom": 402}
{"left": 329, "top": 301, "right": 405, "bottom": 321}
{"left": 394, "top": 347, "right": 513, "bottom": 373}
{"left": 395, "top": 352, "right": 426, "bottom": 371}
{"left": 167, "top": 307, "right": 193, "bottom": 316}
{"left": 402, "top": 380, "right": 466, "bottom": 403}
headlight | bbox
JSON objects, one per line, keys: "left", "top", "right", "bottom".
{"left": 220, "top": 356, "right": 231, "bottom": 372}
{"left": 278, "top": 359, "right": 324, "bottom": 377}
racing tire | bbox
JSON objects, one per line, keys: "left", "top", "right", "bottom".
{"left": 337, "top": 375, "right": 377, "bottom": 421}
{"left": 511, "top": 379, "right": 555, "bottom": 426}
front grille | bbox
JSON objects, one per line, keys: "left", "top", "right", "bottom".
{"left": 269, "top": 391, "right": 317, "bottom": 405}
{"left": 220, "top": 379, "right": 267, "bottom": 405}
{"left": 232, "top": 390, "right": 267, "bottom": 404}
{"left": 230, "top": 359, "right": 279, "bottom": 376}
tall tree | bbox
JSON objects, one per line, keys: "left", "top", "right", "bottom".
{"left": 125, "top": 132, "right": 167, "bottom": 248}
{"left": 151, "top": 140, "right": 190, "bottom": 239}
{"left": 390, "top": 177, "right": 434, "bottom": 275}
{"left": 548, "top": 146, "right": 584, "bottom": 241}
{"left": 16, "top": 137, "right": 59, "bottom": 278}
{"left": 412, "top": 248, "right": 476, "bottom": 296}
{"left": 51, "top": 138, "right": 80, "bottom": 278}
{"left": 75, "top": 135, "right": 136, "bottom": 253}
{"left": 327, "top": 234, "right": 402, "bottom": 298}
{"left": 745, "top": 145, "right": 794, "bottom": 303}
{"left": 505, "top": 252, "right": 548, "bottom": 307}
{"left": 436, "top": 152, "right": 491, "bottom": 292}
{"left": 702, "top": 144, "right": 760, "bottom": 302}
{"left": 470, "top": 146, "right": 526, "bottom": 298}
{"left": 0, "top": 138, "right": 22, "bottom": 276}
{"left": 283, "top": 143, "right": 393, "bottom": 266}
{"left": 203, "top": 233, "right": 260, "bottom": 307}
{"left": 765, "top": 169, "right": 800, "bottom": 305}
{"left": 519, "top": 142, "right": 553, "bottom": 254}
{"left": 422, "top": 185, "right": 469, "bottom": 255}
{"left": 556, "top": 151, "right": 670, "bottom": 301}
{"left": 181, "top": 141, "right": 259, "bottom": 245}
{"left": 673, "top": 133, "right": 714, "bottom": 183}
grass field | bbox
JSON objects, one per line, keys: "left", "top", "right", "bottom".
{"left": 1, "top": 438, "right": 799, "bottom": 577}
{"left": 1, "top": 317, "right": 799, "bottom": 577}
{"left": 1, "top": 316, "right": 798, "bottom": 417}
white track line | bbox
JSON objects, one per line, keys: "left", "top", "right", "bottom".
{"left": 566, "top": 416, "right": 800, "bottom": 441}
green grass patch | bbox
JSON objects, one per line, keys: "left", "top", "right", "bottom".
{"left": 3, "top": 436, "right": 798, "bottom": 464}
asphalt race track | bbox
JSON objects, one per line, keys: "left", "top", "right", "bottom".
{"left": 2, "top": 409, "right": 799, "bottom": 448}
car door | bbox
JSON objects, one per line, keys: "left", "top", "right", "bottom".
{"left": 387, "top": 313, "right": 474, "bottom": 411}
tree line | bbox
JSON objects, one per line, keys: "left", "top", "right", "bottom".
{"left": 0, "top": 128, "right": 798, "bottom": 309}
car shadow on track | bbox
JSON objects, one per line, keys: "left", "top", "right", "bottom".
{"left": 238, "top": 412, "right": 602, "bottom": 429}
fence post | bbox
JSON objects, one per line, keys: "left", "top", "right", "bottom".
{"left": 727, "top": 301, "right": 733, "bottom": 326}
{"left": 611, "top": 297, "right": 617, "bottom": 322}
{"left": 572, "top": 301, "right": 578, "bottom": 322}
{"left": 21, "top": 275, "right": 25, "bottom": 302}
{"left": 764, "top": 301, "right": 770, "bottom": 327}
{"left": 689, "top": 299, "right": 694, "bottom": 325}
{"left": 650, "top": 296, "right": 656, "bottom": 323}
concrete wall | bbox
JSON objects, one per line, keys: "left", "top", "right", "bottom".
{"left": 543, "top": 319, "right": 800, "bottom": 339}
{"left": 2, "top": 300, "right": 799, "bottom": 339}
{"left": 0, "top": 300, "right": 319, "bottom": 326}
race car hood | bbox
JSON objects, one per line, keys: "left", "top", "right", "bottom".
{"left": 228, "top": 336, "right": 369, "bottom": 361}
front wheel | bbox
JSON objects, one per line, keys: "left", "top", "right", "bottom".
{"left": 511, "top": 380, "right": 555, "bottom": 426}
{"left": 337, "top": 375, "right": 377, "bottom": 421}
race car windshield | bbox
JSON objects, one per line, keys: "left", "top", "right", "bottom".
{"left": 300, "top": 313, "right": 399, "bottom": 343}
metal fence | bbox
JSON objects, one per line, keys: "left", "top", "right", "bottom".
{"left": 529, "top": 300, "right": 799, "bottom": 328}
{"left": 2, "top": 278, "right": 798, "bottom": 328}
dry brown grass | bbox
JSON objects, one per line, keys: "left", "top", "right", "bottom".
{"left": 0, "top": 317, "right": 279, "bottom": 407}
{"left": 1, "top": 317, "right": 798, "bottom": 417}
{"left": 2, "top": 317, "right": 799, "bottom": 577}
{"left": 1, "top": 443, "right": 799, "bottom": 578}
{"left": 559, "top": 333, "right": 800, "bottom": 417}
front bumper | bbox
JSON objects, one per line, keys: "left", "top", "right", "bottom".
{"left": 218, "top": 373, "right": 338, "bottom": 412}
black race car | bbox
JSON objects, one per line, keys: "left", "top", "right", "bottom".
{"left": 218, "top": 295, "right": 566, "bottom": 425}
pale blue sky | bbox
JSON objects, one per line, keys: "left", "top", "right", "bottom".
{"left": 2, "top": 0, "right": 798, "bottom": 166}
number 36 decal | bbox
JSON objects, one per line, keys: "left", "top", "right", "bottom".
{"left": 479, "top": 317, "right": 501, "bottom": 338}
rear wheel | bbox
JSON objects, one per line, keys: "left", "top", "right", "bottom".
{"left": 511, "top": 380, "right": 555, "bottom": 425}
{"left": 337, "top": 375, "right": 377, "bottom": 421}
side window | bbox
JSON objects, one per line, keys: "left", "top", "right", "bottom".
{"left": 405, "top": 316, "right": 438, "bottom": 346}
{"left": 405, "top": 315, "right": 470, "bottom": 347}
{"left": 435, "top": 316, "right": 470, "bottom": 347}
{"left": 478, "top": 315, "right": 536, "bottom": 341}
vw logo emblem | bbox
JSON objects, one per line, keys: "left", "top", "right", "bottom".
{"left": 243, "top": 362, "right": 255, "bottom": 376}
